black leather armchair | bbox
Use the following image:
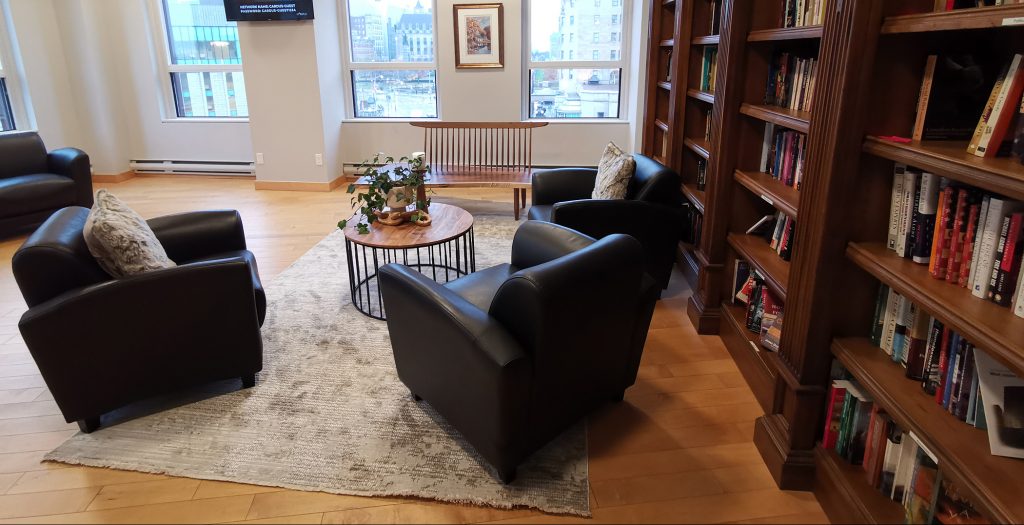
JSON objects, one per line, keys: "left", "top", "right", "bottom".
{"left": 528, "top": 154, "right": 686, "bottom": 289}
{"left": 12, "top": 207, "right": 266, "bottom": 433}
{"left": 0, "top": 132, "right": 93, "bottom": 238}
{"left": 379, "top": 221, "right": 659, "bottom": 483}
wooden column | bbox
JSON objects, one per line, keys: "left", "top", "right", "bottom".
{"left": 752, "top": 0, "right": 885, "bottom": 490}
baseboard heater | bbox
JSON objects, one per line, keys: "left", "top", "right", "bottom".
{"left": 129, "top": 160, "right": 255, "bottom": 176}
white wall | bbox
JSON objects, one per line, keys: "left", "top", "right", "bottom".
{"left": 4, "top": 0, "right": 648, "bottom": 181}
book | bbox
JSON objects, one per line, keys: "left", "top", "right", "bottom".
{"left": 973, "top": 198, "right": 1024, "bottom": 298}
{"left": 929, "top": 181, "right": 951, "bottom": 275}
{"left": 993, "top": 212, "right": 1024, "bottom": 305}
{"left": 986, "top": 215, "right": 1013, "bottom": 301}
{"left": 912, "top": 172, "right": 940, "bottom": 264}
{"left": 892, "top": 295, "right": 913, "bottom": 365}
{"left": 1012, "top": 89, "right": 1024, "bottom": 164}
{"left": 732, "top": 260, "right": 752, "bottom": 305}
{"left": 905, "top": 306, "right": 931, "bottom": 380}
{"left": 914, "top": 54, "right": 1002, "bottom": 141}
{"left": 921, "top": 318, "right": 945, "bottom": 395}
{"left": 888, "top": 163, "right": 907, "bottom": 251}
{"left": 870, "top": 283, "right": 889, "bottom": 346}
{"left": 897, "top": 170, "right": 917, "bottom": 258}
{"left": 891, "top": 431, "right": 919, "bottom": 503}
{"left": 881, "top": 288, "right": 900, "bottom": 356}
{"left": 1015, "top": 258, "right": 1024, "bottom": 318}
{"left": 903, "top": 434, "right": 940, "bottom": 524}
{"left": 958, "top": 201, "right": 983, "bottom": 288}
{"left": 968, "top": 59, "right": 1009, "bottom": 155}
{"left": 942, "top": 334, "right": 962, "bottom": 409}
{"left": 974, "top": 349, "right": 1024, "bottom": 459}
{"left": 976, "top": 54, "right": 1024, "bottom": 157}
{"left": 955, "top": 344, "right": 976, "bottom": 421}
{"left": 945, "top": 188, "right": 972, "bottom": 281}
{"left": 932, "top": 184, "right": 958, "bottom": 277}
{"left": 823, "top": 380, "right": 850, "bottom": 450}
{"left": 968, "top": 195, "right": 993, "bottom": 291}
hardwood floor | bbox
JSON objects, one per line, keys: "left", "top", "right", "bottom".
{"left": 0, "top": 177, "right": 827, "bottom": 524}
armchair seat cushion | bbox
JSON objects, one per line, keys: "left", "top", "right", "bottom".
{"left": 0, "top": 174, "right": 78, "bottom": 218}
{"left": 526, "top": 205, "right": 553, "bottom": 223}
{"left": 445, "top": 263, "right": 517, "bottom": 312}
{"left": 190, "top": 249, "right": 267, "bottom": 325}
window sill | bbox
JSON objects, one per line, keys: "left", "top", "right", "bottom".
{"left": 527, "top": 119, "right": 631, "bottom": 124}
{"left": 342, "top": 118, "right": 441, "bottom": 124}
{"left": 340, "top": 118, "right": 630, "bottom": 125}
{"left": 160, "top": 118, "right": 250, "bottom": 124}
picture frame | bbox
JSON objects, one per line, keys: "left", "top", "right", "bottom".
{"left": 453, "top": 3, "right": 504, "bottom": 69}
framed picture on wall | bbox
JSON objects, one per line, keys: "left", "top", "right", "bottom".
{"left": 453, "top": 3, "right": 504, "bottom": 69}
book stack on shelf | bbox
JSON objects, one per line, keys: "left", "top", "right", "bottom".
{"left": 780, "top": 0, "right": 827, "bottom": 28}
{"left": 760, "top": 124, "right": 806, "bottom": 190}
{"left": 765, "top": 52, "right": 818, "bottom": 114}
{"left": 700, "top": 47, "right": 719, "bottom": 94}
{"left": 885, "top": 164, "right": 1024, "bottom": 317}
{"left": 732, "top": 261, "right": 783, "bottom": 351}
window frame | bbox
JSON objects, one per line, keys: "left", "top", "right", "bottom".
{"left": 522, "top": 0, "right": 631, "bottom": 122}
{"left": 148, "top": 0, "right": 249, "bottom": 123}
{"left": 339, "top": 0, "right": 441, "bottom": 122}
{"left": 0, "top": 1, "right": 31, "bottom": 133}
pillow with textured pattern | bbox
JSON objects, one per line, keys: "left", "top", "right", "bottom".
{"left": 83, "top": 189, "right": 176, "bottom": 277}
{"left": 591, "top": 142, "right": 636, "bottom": 200}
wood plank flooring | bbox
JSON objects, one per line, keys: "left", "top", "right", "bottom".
{"left": 0, "top": 177, "right": 827, "bottom": 524}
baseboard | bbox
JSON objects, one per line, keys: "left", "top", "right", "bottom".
{"left": 92, "top": 170, "right": 136, "bottom": 183}
{"left": 255, "top": 175, "right": 347, "bottom": 192}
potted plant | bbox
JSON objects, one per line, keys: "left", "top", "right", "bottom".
{"left": 338, "top": 153, "right": 431, "bottom": 234}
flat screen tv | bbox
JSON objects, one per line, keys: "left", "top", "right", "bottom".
{"left": 224, "top": 1, "right": 314, "bottom": 21}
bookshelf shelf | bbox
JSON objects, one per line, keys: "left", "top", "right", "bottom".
{"left": 682, "top": 183, "right": 706, "bottom": 214}
{"left": 686, "top": 88, "right": 715, "bottom": 104}
{"left": 658, "top": 81, "right": 672, "bottom": 91}
{"left": 812, "top": 445, "right": 907, "bottom": 525}
{"left": 721, "top": 302, "right": 775, "bottom": 411}
{"left": 739, "top": 103, "right": 811, "bottom": 134}
{"left": 833, "top": 337, "right": 1024, "bottom": 524}
{"left": 881, "top": 5, "right": 1024, "bottom": 34}
{"left": 728, "top": 233, "right": 789, "bottom": 302}
{"left": 846, "top": 242, "right": 1024, "bottom": 375}
{"left": 863, "top": 137, "right": 1024, "bottom": 202}
{"left": 659, "top": 39, "right": 675, "bottom": 48}
{"left": 684, "top": 137, "right": 711, "bottom": 159}
{"left": 734, "top": 169, "right": 799, "bottom": 219}
{"left": 692, "top": 34, "right": 721, "bottom": 45}
{"left": 655, "top": 119, "right": 670, "bottom": 133}
{"left": 747, "top": 25, "right": 823, "bottom": 42}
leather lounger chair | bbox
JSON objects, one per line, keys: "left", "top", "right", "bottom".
{"left": 379, "top": 221, "right": 659, "bottom": 483}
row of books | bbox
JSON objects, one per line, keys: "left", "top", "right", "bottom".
{"left": 871, "top": 285, "right": 989, "bottom": 429}
{"left": 941, "top": 0, "right": 1024, "bottom": 10}
{"left": 886, "top": 165, "right": 1024, "bottom": 317}
{"left": 780, "top": 0, "right": 827, "bottom": 28}
{"left": 823, "top": 375, "right": 987, "bottom": 523}
{"left": 695, "top": 158, "right": 707, "bottom": 191}
{"left": 764, "top": 52, "right": 818, "bottom": 113}
{"left": 758, "top": 123, "right": 806, "bottom": 190}
{"left": 684, "top": 206, "right": 703, "bottom": 245}
{"left": 707, "top": 0, "right": 721, "bottom": 36}
{"left": 732, "top": 262, "right": 783, "bottom": 351}
{"left": 769, "top": 212, "right": 795, "bottom": 261}
{"left": 703, "top": 108, "right": 712, "bottom": 142}
{"left": 700, "top": 47, "right": 718, "bottom": 94}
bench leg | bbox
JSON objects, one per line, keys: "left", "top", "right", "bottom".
{"left": 513, "top": 189, "right": 521, "bottom": 220}
{"left": 520, "top": 188, "right": 527, "bottom": 208}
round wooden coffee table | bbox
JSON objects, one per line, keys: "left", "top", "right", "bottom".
{"left": 342, "top": 203, "right": 475, "bottom": 320}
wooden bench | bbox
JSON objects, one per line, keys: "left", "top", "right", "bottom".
{"left": 413, "top": 122, "right": 548, "bottom": 220}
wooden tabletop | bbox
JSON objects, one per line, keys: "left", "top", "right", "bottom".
{"left": 342, "top": 203, "right": 474, "bottom": 249}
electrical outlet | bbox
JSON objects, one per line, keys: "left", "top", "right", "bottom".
{"left": 256, "top": 153, "right": 265, "bottom": 165}
{"left": 315, "top": 153, "right": 323, "bottom": 166}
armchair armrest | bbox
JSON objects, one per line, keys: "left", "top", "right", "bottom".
{"left": 531, "top": 168, "right": 598, "bottom": 206}
{"left": 148, "top": 210, "right": 247, "bottom": 263}
{"left": 47, "top": 148, "right": 93, "bottom": 208}
{"left": 510, "top": 221, "right": 596, "bottom": 269}
{"left": 18, "top": 257, "right": 263, "bottom": 422}
{"left": 379, "top": 264, "right": 531, "bottom": 461}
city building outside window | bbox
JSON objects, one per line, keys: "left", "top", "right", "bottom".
{"left": 158, "top": 0, "right": 248, "bottom": 118}
{"left": 344, "top": 0, "right": 438, "bottom": 119}
{"left": 0, "top": 54, "right": 15, "bottom": 131}
{"left": 527, "top": 0, "right": 627, "bottom": 119}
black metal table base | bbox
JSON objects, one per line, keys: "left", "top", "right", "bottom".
{"left": 345, "top": 228, "right": 475, "bottom": 320}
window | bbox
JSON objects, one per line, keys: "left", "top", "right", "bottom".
{"left": 0, "top": 54, "right": 14, "bottom": 131}
{"left": 159, "top": 0, "right": 247, "bottom": 118}
{"left": 527, "top": 0, "right": 627, "bottom": 119}
{"left": 612, "top": 14, "right": 619, "bottom": 24}
{"left": 344, "top": 0, "right": 438, "bottom": 119}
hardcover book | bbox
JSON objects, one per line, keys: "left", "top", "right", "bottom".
{"left": 914, "top": 53, "right": 1002, "bottom": 141}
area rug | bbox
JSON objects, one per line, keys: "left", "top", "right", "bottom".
{"left": 44, "top": 209, "right": 590, "bottom": 516}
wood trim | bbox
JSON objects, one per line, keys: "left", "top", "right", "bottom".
{"left": 255, "top": 175, "right": 347, "bottom": 192}
{"left": 747, "top": 25, "right": 823, "bottom": 42}
{"left": 881, "top": 4, "right": 1024, "bottom": 34}
{"left": 92, "top": 171, "right": 136, "bottom": 183}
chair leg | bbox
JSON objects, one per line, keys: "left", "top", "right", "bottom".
{"left": 77, "top": 417, "right": 101, "bottom": 433}
{"left": 241, "top": 374, "right": 257, "bottom": 388}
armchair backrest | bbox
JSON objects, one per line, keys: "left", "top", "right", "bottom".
{"left": 13, "top": 207, "right": 111, "bottom": 307}
{"left": 627, "top": 153, "right": 682, "bottom": 206}
{"left": 489, "top": 232, "right": 645, "bottom": 439}
{"left": 0, "top": 132, "right": 48, "bottom": 180}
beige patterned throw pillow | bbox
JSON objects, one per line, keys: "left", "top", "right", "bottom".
{"left": 591, "top": 142, "right": 636, "bottom": 200}
{"left": 83, "top": 189, "right": 176, "bottom": 277}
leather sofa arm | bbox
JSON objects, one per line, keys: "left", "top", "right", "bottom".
{"left": 18, "top": 257, "right": 263, "bottom": 421}
{"left": 379, "top": 264, "right": 532, "bottom": 451}
{"left": 47, "top": 148, "right": 93, "bottom": 208}
{"left": 531, "top": 168, "right": 598, "bottom": 206}
{"left": 510, "top": 221, "right": 596, "bottom": 269}
{"left": 148, "top": 210, "right": 247, "bottom": 263}
{"left": 551, "top": 199, "right": 685, "bottom": 243}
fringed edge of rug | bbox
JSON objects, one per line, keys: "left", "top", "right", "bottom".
{"left": 42, "top": 452, "right": 592, "bottom": 518}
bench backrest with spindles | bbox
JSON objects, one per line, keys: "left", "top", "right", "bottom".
{"left": 412, "top": 122, "right": 548, "bottom": 174}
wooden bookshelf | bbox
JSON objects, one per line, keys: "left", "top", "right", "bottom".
{"left": 847, "top": 242, "right": 1024, "bottom": 374}
{"left": 739, "top": 103, "right": 811, "bottom": 134}
{"left": 734, "top": 169, "right": 800, "bottom": 218}
{"left": 692, "top": 34, "right": 720, "bottom": 45}
{"left": 684, "top": 137, "right": 711, "bottom": 159}
{"left": 686, "top": 88, "right": 715, "bottom": 104}
{"left": 682, "top": 183, "right": 706, "bottom": 214}
{"left": 881, "top": 4, "right": 1024, "bottom": 34}
{"left": 727, "top": 233, "right": 789, "bottom": 302}
{"left": 720, "top": 302, "right": 776, "bottom": 411}
{"left": 833, "top": 338, "right": 1024, "bottom": 524}
{"left": 748, "top": 25, "right": 824, "bottom": 41}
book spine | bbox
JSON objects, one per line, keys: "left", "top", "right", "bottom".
{"left": 993, "top": 212, "right": 1024, "bottom": 306}
{"left": 968, "top": 195, "right": 992, "bottom": 291}
{"left": 908, "top": 174, "right": 924, "bottom": 262}
{"left": 912, "top": 56, "right": 938, "bottom": 142}
{"left": 889, "top": 164, "right": 907, "bottom": 251}
{"left": 933, "top": 185, "right": 957, "bottom": 278}
{"left": 912, "top": 172, "right": 939, "bottom": 264}
{"left": 986, "top": 215, "right": 1013, "bottom": 300}
{"left": 977, "top": 54, "right": 1024, "bottom": 157}
{"left": 958, "top": 202, "right": 982, "bottom": 288}
{"left": 881, "top": 288, "right": 898, "bottom": 356}
{"left": 822, "top": 384, "right": 847, "bottom": 450}
{"left": 870, "top": 283, "right": 889, "bottom": 346}
{"left": 928, "top": 181, "right": 949, "bottom": 274}
{"left": 969, "top": 60, "right": 1010, "bottom": 155}
{"left": 942, "top": 335, "right": 961, "bottom": 409}
{"left": 973, "top": 198, "right": 1009, "bottom": 298}
{"left": 921, "top": 318, "right": 944, "bottom": 395}
{"left": 945, "top": 188, "right": 970, "bottom": 280}
{"left": 905, "top": 305, "right": 931, "bottom": 380}
{"left": 897, "top": 171, "right": 917, "bottom": 258}
{"left": 934, "top": 327, "right": 951, "bottom": 403}
{"left": 954, "top": 345, "right": 975, "bottom": 421}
